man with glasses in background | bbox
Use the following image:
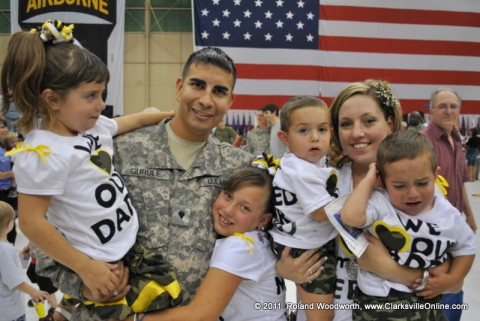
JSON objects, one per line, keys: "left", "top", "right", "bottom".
{"left": 422, "top": 88, "right": 477, "bottom": 321}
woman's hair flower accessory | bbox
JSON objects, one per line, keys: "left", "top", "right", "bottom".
{"left": 30, "top": 19, "right": 75, "bottom": 44}
{"left": 373, "top": 81, "right": 397, "bottom": 110}
{"left": 251, "top": 152, "right": 281, "bottom": 176}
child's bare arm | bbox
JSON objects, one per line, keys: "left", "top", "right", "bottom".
{"left": 115, "top": 110, "right": 175, "bottom": 135}
{"left": 16, "top": 282, "right": 49, "bottom": 302}
{"left": 341, "top": 163, "right": 378, "bottom": 227}
{"left": 18, "top": 193, "right": 119, "bottom": 299}
{"left": 310, "top": 207, "right": 328, "bottom": 221}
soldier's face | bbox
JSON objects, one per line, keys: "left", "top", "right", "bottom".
{"left": 172, "top": 63, "right": 234, "bottom": 141}
{"left": 213, "top": 186, "right": 272, "bottom": 237}
{"left": 256, "top": 111, "right": 268, "bottom": 128}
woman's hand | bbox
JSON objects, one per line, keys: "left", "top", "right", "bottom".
{"left": 275, "top": 247, "right": 326, "bottom": 284}
{"left": 357, "top": 232, "right": 391, "bottom": 274}
{"left": 415, "top": 268, "right": 458, "bottom": 299}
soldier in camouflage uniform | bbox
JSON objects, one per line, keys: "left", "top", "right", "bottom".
{"left": 244, "top": 109, "right": 271, "bottom": 156}
{"left": 36, "top": 47, "right": 253, "bottom": 320}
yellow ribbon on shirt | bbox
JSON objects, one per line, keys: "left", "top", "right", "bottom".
{"left": 5, "top": 142, "right": 52, "bottom": 164}
{"left": 130, "top": 279, "right": 181, "bottom": 313}
{"left": 69, "top": 278, "right": 182, "bottom": 312}
{"left": 232, "top": 232, "right": 256, "bottom": 255}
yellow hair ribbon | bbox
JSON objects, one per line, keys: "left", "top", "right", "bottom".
{"left": 232, "top": 232, "right": 256, "bottom": 255}
{"left": 6, "top": 142, "right": 52, "bottom": 164}
{"left": 30, "top": 19, "right": 75, "bottom": 44}
{"left": 251, "top": 152, "right": 281, "bottom": 176}
{"left": 435, "top": 175, "right": 449, "bottom": 197}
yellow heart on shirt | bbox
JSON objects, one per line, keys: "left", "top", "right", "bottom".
{"left": 373, "top": 221, "right": 411, "bottom": 253}
{"left": 89, "top": 149, "right": 112, "bottom": 176}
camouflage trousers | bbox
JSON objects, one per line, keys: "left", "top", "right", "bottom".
{"left": 272, "top": 238, "right": 336, "bottom": 295}
{"left": 354, "top": 288, "right": 448, "bottom": 321}
{"left": 65, "top": 244, "right": 183, "bottom": 320}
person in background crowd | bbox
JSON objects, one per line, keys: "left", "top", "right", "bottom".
{"left": 408, "top": 111, "right": 427, "bottom": 132}
{"left": 466, "top": 127, "right": 480, "bottom": 181}
{"left": 4, "top": 131, "right": 19, "bottom": 151}
{"left": 0, "top": 201, "right": 49, "bottom": 321}
{"left": 422, "top": 88, "right": 477, "bottom": 321}
{"left": 213, "top": 120, "right": 240, "bottom": 145}
{"left": 0, "top": 118, "right": 16, "bottom": 244}
{"left": 244, "top": 108, "right": 271, "bottom": 155}
{"left": 22, "top": 241, "right": 61, "bottom": 321}
{"left": 261, "top": 103, "right": 288, "bottom": 158}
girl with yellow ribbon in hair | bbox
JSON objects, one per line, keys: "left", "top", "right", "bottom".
{"left": 130, "top": 166, "right": 286, "bottom": 321}
{"left": 1, "top": 20, "right": 178, "bottom": 320}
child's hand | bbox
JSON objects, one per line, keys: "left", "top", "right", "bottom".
{"left": 31, "top": 289, "right": 49, "bottom": 303}
{"left": 78, "top": 259, "right": 119, "bottom": 298}
{"left": 364, "top": 163, "right": 382, "bottom": 189}
{"left": 21, "top": 243, "right": 31, "bottom": 255}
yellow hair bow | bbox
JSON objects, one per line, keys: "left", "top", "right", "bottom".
{"left": 232, "top": 232, "right": 256, "bottom": 255}
{"left": 6, "top": 142, "right": 52, "bottom": 164}
{"left": 435, "top": 175, "right": 449, "bottom": 197}
{"left": 30, "top": 19, "right": 75, "bottom": 44}
{"left": 251, "top": 152, "right": 281, "bottom": 176}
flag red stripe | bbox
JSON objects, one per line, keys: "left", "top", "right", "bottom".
{"left": 320, "top": 5, "right": 480, "bottom": 28}
{"left": 232, "top": 95, "right": 479, "bottom": 114}
{"left": 237, "top": 64, "right": 480, "bottom": 86}
{"left": 318, "top": 36, "right": 480, "bottom": 57}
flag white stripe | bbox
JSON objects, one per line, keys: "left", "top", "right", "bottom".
{"left": 209, "top": 47, "right": 480, "bottom": 72}
{"left": 322, "top": 0, "right": 480, "bottom": 12}
{"left": 235, "top": 79, "right": 479, "bottom": 101}
{"left": 319, "top": 21, "right": 480, "bottom": 43}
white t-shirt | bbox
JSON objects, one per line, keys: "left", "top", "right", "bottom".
{"left": 270, "top": 153, "right": 338, "bottom": 249}
{"left": 210, "top": 230, "right": 287, "bottom": 321}
{"left": 0, "top": 242, "right": 26, "bottom": 321}
{"left": 12, "top": 116, "right": 138, "bottom": 261}
{"left": 358, "top": 190, "right": 476, "bottom": 297}
{"left": 332, "top": 163, "right": 356, "bottom": 321}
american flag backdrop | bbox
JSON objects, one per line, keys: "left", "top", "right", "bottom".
{"left": 193, "top": 0, "right": 480, "bottom": 114}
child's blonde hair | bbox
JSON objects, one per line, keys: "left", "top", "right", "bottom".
{"left": 4, "top": 131, "right": 18, "bottom": 146}
{"left": 0, "top": 201, "right": 14, "bottom": 232}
